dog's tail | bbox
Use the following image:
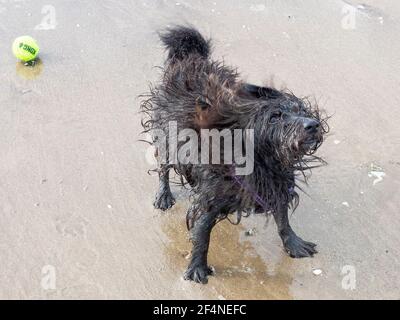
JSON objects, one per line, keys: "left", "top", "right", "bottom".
{"left": 159, "top": 25, "right": 210, "bottom": 61}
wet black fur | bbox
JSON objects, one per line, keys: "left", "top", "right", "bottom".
{"left": 141, "top": 26, "right": 328, "bottom": 284}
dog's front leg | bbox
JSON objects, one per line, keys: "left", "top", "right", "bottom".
{"left": 153, "top": 165, "right": 175, "bottom": 211}
{"left": 273, "top": 205, "right": 318, "bottom": 258}
{"left": 184, "top": 212, "right": 217, "bottom": 284}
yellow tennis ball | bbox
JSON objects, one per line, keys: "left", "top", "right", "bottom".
{"left": 12, "top": 36, "right": 40, "bottom": 62}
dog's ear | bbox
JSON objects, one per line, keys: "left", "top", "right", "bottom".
{"left": 238, "top": 83, "right": 282, "bottom": 99}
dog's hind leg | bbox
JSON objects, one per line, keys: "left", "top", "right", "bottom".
{"left": 184, "top": 212, "right": 217, "bottom": 284}
{"left": 273, "top": 205, "right": 318, "bottom": 258}
{"left": 153, "top": 164, "right": 176, "bottom": 211}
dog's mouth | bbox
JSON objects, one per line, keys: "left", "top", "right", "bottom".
{"left": 303, "top": 137, "right": 318, "bottom": 145}
{"left": 301, "top": 135, "right": 322, "bottom": 152}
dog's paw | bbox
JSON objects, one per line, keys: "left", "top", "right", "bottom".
{"left": 183, "top": 264, "right": 214, "bottom": 284}
{"left": 283, "top": 232, "right": 317, "bottom": 258}
{"left": 153, "top": 190, "right": 175, "bottom": 211}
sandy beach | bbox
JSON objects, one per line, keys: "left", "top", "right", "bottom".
{"left": 0, "top": 0, "right": 399, "bottom": 299}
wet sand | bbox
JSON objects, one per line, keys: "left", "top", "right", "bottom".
{"left": 0, "top": 0, "right": 399, "bottom": 299}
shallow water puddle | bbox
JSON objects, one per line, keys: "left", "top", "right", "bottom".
{"left": 16, "top": 59, "right": 44, "bottom": 80}
{"left": 161, "top": 202, "right": 294, "bottom": 299}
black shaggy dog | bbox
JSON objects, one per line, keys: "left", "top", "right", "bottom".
{"left": 141, "top": 26, "right": 328, "bottom": 284}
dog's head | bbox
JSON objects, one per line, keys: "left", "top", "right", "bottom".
{"left": 250, "top": 91, "right": 328, "bottom": 167}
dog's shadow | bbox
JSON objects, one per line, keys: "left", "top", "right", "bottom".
{"left": 161, "top": 200, "right": 296, "bottom": 299}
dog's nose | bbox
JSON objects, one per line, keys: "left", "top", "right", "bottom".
{"left": 303, "top": 118, "right": 319, "bottom": 133}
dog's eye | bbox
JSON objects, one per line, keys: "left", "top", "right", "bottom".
{"left": 196, "top": 96, "right": 211, "bottom": 110}
{"left": 291, "top": 105, "right": 300, "bottom": 113}
{"left": 269, "top": 111, "right": 282, "bottom": 123}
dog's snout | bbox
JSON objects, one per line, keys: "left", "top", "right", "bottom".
{"left": 303, "top": 118, "right": 319, "bottom": 133}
